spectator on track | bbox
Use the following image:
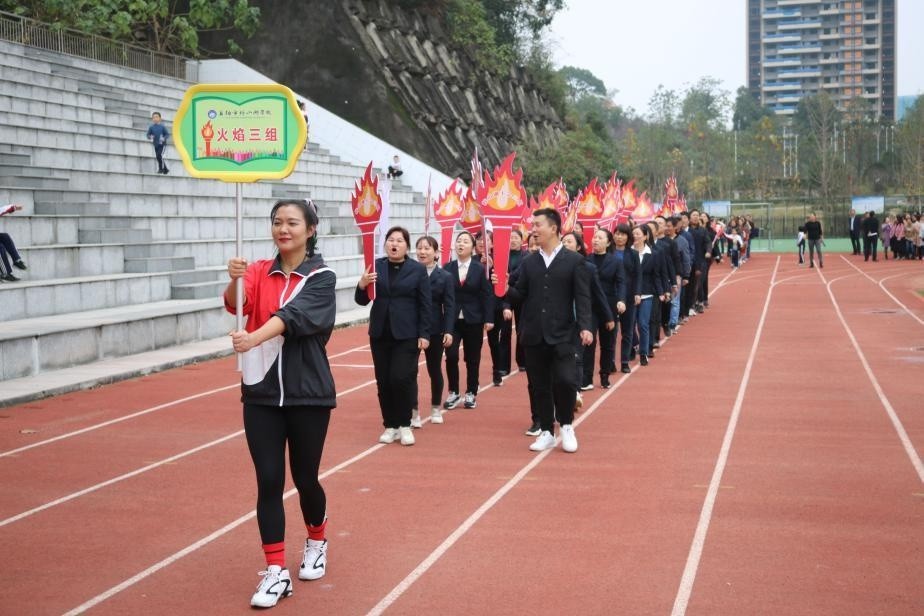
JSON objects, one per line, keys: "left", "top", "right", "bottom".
{"left": 355, "top": 226, "right": 432, "bottom": 446}
{"left": 225, "top": 198, "right": 336, "bottom": 608}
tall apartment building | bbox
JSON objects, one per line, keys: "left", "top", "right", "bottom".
{"left": 747, "top": 0, "right": 896, "bottom": 120}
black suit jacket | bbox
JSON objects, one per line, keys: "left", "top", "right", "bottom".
{"left": 850, "top": 214, "right": 864, "bottom": 236}
{"left": 588, "top": 252, "right": 628, "bottom": 307}
{"left": 585, "top": 261, "right": 615, "bottom": 324}
{"left": 355, "top": 257, "right": 432, "bottom": 340}
{"left": 427, "top": 266, "right": 456, "bottom": 336}
{"left": 505, "top": 247, "right": 591, "bottom": 346}
{"left": 637, "top": 247, "right": 667, "bottom": 297}
{"left": 443, "top": 259, "right": 494, "bottom": 324}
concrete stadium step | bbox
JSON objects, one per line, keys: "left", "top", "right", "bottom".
{"left": 0, "top": 298, "right": 231, "bottom": 381}
{"left": 124, "top": 255, "right": 196, "bottom": 273}
{"left": 17, "top": 243, "right": 125, "bottom": 280}
{"left": 1, "top": 215, "right": 79, "bottom": 247}
{"left": 78, "top": 227, "right": 153, "bottom": 244}
{"left": 0, "top": 272, "right": 173, "bottom": 320}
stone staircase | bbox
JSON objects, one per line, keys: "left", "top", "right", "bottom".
{"left": 0, "top": 38, "right": 433, "bottom": 382}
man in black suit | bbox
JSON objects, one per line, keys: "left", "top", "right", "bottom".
{"left": 848, "top": 208, "right": 863, "bottom": 255}
{"left": 861, "top": 210, "right": 880, "bottom": 262}
{"left": 506, "top": 208, "right": 592, "bottom": 453}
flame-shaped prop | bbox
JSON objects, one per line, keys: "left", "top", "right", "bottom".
{"left": 432, "top": 179, "right": 465, "bottom": 265}
{"left": 601, "top": 172, "right": 622, "bottom": 231}
{"left": 350, "top": 162, "right": 383, "bottom": 300}
{"left": 459, "top": 185, "right": 483, "bottom": 235}
{"left": 575, "top": 177, "right": 604, "bottom": 229}
{"left": 537, "top": 179, "right": 569, "bottom": 217}
{"left": 477, "top": 152, "right": 528, "bottom": 296}
{"left": 614, "top": 179, "right": 637, "bottom": 228}
{"left": 658, "top": 175, "right": 680, "bottom": 217}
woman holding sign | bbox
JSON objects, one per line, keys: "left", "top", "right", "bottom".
{"left": 225, "top": 198, "right": 336, "bottom": 608}
{"left": 355, "top": 226, "right": 432, "bottom": 446}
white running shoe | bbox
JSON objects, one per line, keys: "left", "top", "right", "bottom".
{"left": 529, "top": 430, "right": 556, "bottom": 451}
{"left": 399, "top": 426, "right": 415, "bottom": 446}
{"left": 463, "top": 392, "right": 477, "bottom": 409}
{"left": 250, "top": 565, "right": 292, "bottom": 608}
{"left": 410, "top": 408, "right": 422, "bottom": 429}
{"left": 299, "top": 539, "right": 327, "bottom": 581}
{"left": 430, "top": 407, "right": 444, "bottom": 424}
{"left": 378, "top": 428, "right": 399, "bottom": 444}
{"left": 560, "top": 424, "right": 578, "bottom": 453}
{"left": 444, "top": 392, "right": 461, "bottom": 409}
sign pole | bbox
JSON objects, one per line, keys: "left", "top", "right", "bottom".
{"left": 236, "top": 182, "right": 244, "bottom": 370}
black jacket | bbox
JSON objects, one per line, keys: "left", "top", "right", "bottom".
{"left": 861, "top": 215, "right": 880, "bottom": 236}
{"left": 236, "top": 253, "right": 338, "bottom": 408}
{"left": 588, "top": 252, "right": 628, "bottom": 307}
{"left": 616, "top": 248, "right": 641, "bottom": 300}
{"left": 505, "top": 247, "right": 591, "bottom": 346}
{"left": 585, "top": 261, "right": 615, "bottom": 325}
{"left": 444, "top": 258, "right": 494, "bottom": 324}
{"left": 637, "top": 247, "right": 667, "bottom": 297}
{"left": 427, "top": 266, "right": 456, "bottom": 336}
{"left": 355, "top": 257, "right": 432, "bottom": 340}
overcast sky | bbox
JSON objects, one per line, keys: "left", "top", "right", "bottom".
{"left": 548, "top": 0, "right": 923, "bottom": 118}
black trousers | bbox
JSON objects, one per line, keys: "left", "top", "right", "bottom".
{"left": 514, "top": 306, "right": 526, "bottom": 369}
{"left": 525, "top": 340, "right": 578, "bottom": 432}
{"left": 371, "top": 334, "right": 419, "bottom": 428}
{"left": 618, "top": 302, "right": 636, "bottom": 363}
{"left": 487, "top": 306, "right": 512, "bottom": 377}
{"left": 863, "top": 235, "right": 878, "bottom": 261}
{"left": 419, "top": 334, "right": 445, "bottom": 407}
{"left": 153, "top": 143, "right": 167, "bottom": 172}
{"left": 850, "top": 231, "right": 861, "bottom": 254}
{"left": 244, "top": 404, "right": 331, "bottom": 544}
{"left": 683, "top": 270, "right": 699, "bottom": 315}
{"left": 648, "top": 295, "right": 661, "bottom": 353}
{"left": 583, "top": 315, "right": 615, "bottom": 384}
{"left": 445, "top": 319, "right": 483, "bottom": 394}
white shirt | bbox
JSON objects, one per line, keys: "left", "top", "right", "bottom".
{"left": 456, "top": 258, "right": 471, "bottom": 282}
{"left": 635, "top": 245, "right": 653, "bottom": 300}
{"left": 539, "top": 243, "right": 563, "bottom": 268}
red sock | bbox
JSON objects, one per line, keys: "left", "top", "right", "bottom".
{"left": 307, "top": 518, "right": 327, "bottom": 542}
{"left": 262, "top": 541, "right": 286, "bottom": 568}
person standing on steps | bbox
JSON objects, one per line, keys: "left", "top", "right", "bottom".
{"left": 225, "top": 199, "right": 336, "bottom": 609}
{"left": 505, "top": 208, "right": 592, "bottom": 454}
{"left": 355, "top": 226, "right": 432, "bottom": 446}
{"left": 146, "top": 111, "right": 170, "bottom": 174}
{"left": 0, "top": 204, "right": 28, "bottom": 282}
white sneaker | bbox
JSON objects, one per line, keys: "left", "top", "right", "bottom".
{"left": 529, "top": 430, "right": 556, "bottom": 451}
{"left": 378, "top": 428, "right": 399, "bottom": 444}
{"left": 560, "top": 424, "right": 578, "bottom": 453}
{"left": 444, "top": 392, "right": 461, "bottom": 409}
{"left": 410, "top": 408, "right": 422, "bottom": 429}
{"left": 250, "top": 565, "right": 292, "bottom": 608}
{"left": 399, "top": 426, "right": 415, "bottom": 446}
{"left": 299, "top": 539, "right": 327, "bottom": 580}
{"left": 430, "top": 407, "right": 444, "bottom": 424}
{"left": 463, "top": 392, "right": 477, "bottom": 409}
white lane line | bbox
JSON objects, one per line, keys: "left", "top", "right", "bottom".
{"left": 0, "top": 342, "right": 372, "bottom": 459}
{"left": 838, "top": 256, "right": 924, "bottom": 327}
{"left": 0, "top": 378, "right": 378, "bottom": 528}
{"left": 61, "top": 442, "right": 385, "bottom": 616}
{"left": 671, "top": 256, "right": 780, "bottom": 616}
{"left": 367, "top": 265, "right": 748, "bottom": 615}
{"left": 820, "top": 269, "right": 924, "bottom": 484}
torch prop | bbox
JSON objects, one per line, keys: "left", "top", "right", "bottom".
{"left": 432, "top": 180, "right": 464, "bottom": 265}
{"left": 350, "top": 162, "right": 383, "bottom": 300}
{"left": 478, "top": 152, "right": 528, "bottom": 297}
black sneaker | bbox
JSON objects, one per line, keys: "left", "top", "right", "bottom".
{"left": 600, "top": 373, "right": 610, "bottom": 389}
{"left": 525, "top": 421, "right": 541, "bottom": 437}
{"left": 621, "top": 363, "right": 631, "bottom": 374}
{"left": 13, "top": 259, "right": 26, "bottom": 270}
{"left": 3, "top": 273, "right": 20, "bottom": 282}
{"left": 492, "top": 373, "right": 502, "bottom": 387}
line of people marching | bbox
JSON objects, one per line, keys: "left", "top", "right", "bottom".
{"left": 356, "top": 207, "right": 734, "bottom": 451}
{"left": 224, "top": 200, "right": 743, "bottom": 607}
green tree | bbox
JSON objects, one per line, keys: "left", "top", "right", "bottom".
{"left": 3, "top": 0, "right": 260, "bottom": 57}
{"left": 732, "top": 86, "right": 770, "bottom": 131}
{"left": 895, "top": 97, "right": 924, "bottom": 195}
{"left": 558, "top": 65, "right": 607, "bottom": 100}
{"left": 794, "top": 93, "right": 843, "bottom": 198}
{"left": 517, "top": 124, "right": 618, "bottom": 195}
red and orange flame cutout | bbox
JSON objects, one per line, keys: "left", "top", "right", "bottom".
{"left": 537, "top": 179, "right": 569, "bottom": 216}
{"left": 350, "top": 162, "right": 383, "bottom": 300}
{"left": 433, "top": 179, "right": 465, "bottom": 265}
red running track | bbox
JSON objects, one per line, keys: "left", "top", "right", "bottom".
{"left": 1, "top": 254, "right": 922, "bottom": 615}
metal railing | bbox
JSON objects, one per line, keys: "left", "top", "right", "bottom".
{"left": 0, "top": 10, "right": 196, "bottom": 81}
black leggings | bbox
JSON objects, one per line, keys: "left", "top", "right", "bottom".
{"left": 420, "top": 334, "right": 445, "bottom": 407}
{"left": 244, "top": 404, "right": 331, "bottom": 545}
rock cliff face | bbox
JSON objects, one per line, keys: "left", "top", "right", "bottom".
{"left": 225, "top": 0, "right": 563, "bottom": 178}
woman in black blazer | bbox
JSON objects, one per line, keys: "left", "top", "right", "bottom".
{"left": 613, "top": 224, "right": 640, "bottom": 373}
{"left": 586, "top": 227, "right": 627, "bottom": 387}
{"left": 442, "top": 231, "right": 494, "bottom": 410}
{"left": 413, "top": 235, "right": 454, "bottom": 427}
{"left": 633, "top": 224, "right": 665, "bottom": 366}
{"left": 355, "top": 226, "right": 432, "bottom": 445}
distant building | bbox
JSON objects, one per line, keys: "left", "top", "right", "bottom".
{"left": 747, "top": 0, "right": 896, "bottom": 120}
{"left": 896, "top": 94, "right": 919, "bottom": 121}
